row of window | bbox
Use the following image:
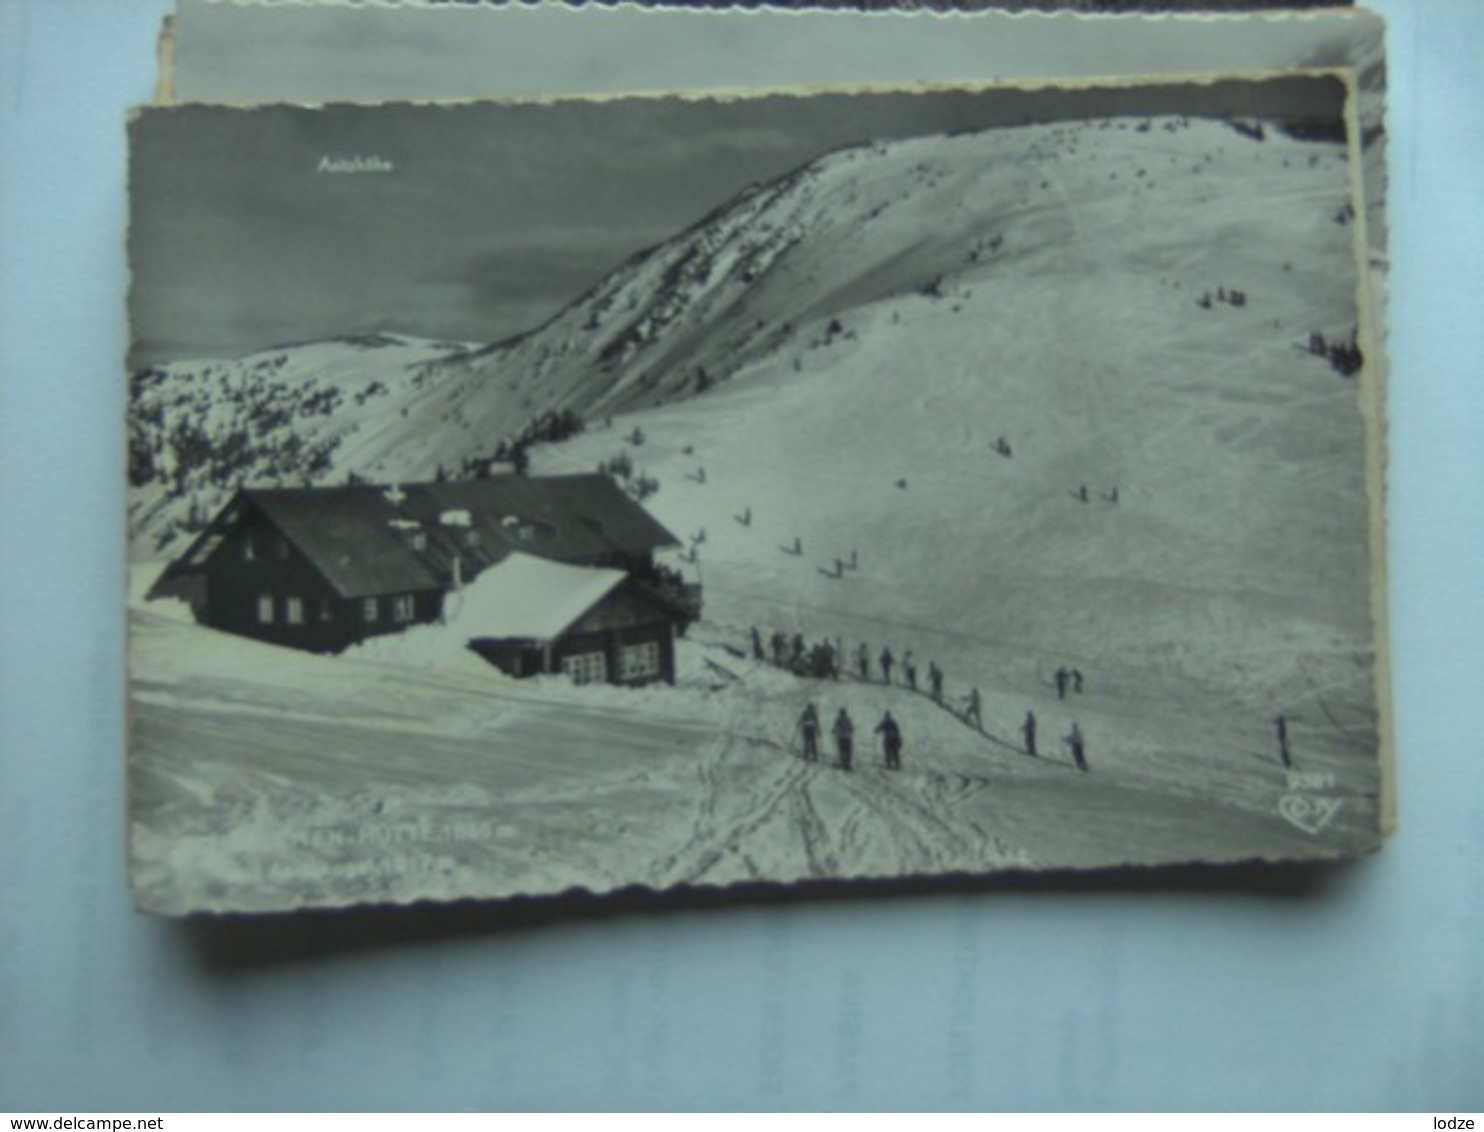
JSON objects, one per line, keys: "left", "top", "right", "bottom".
{"left": 561, "top": 651, "right": 607, "bottom": 686}
{"left": 254, "top": 594, "right": 417, "bottom": 627}
{"left": 560, "top": 640, "right": 661, "bottom": 685}
{"left": 257, "top": 595, "right": 317, "bottom": 626}
{"left": 362, "top": 595, "right": 416, "bottom": 624}
{"left": 619, "top": 640, "right": 661, "bottom": 681}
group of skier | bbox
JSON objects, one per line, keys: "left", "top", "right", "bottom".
{"left": 752, "top": 632, "right": 1298, "bottom": 777}
{"left": 851, "top": 642, "right": 989, "bottom": 742}
{"left": 854, "top": 643, "right": 952, "bottom": 703}
{"left": 752, "top": 628, "right": 841, "bottom": 680}
{"left": 795, "top": 700, "right": 1089, "bottom": 774}
{"left": 1053, "top": 665, "right": 1085, "bottom": 700}
{"left": 1016, "top": 710, "right": 1088, "bottom": 771}
{"left": 753, "top": 628, "right": 1100, "bottom": 773}
{"left": 751, "top": 630, "right": 955, "bottom": 701}
{"left": 797, "top": 703, "right": 902, "bottom": 772}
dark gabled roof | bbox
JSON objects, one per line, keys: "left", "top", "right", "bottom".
{"left": 188, "top": 474, "right": 680, "bottom": 600}
{"left": 242, "top": 487, "right": 445, "bottom": 599}
{"left": 550, "top": 474, "right": 685, "bottom": 556}
{"left": 381, "top": 474, "right": 680, "bottom": 566}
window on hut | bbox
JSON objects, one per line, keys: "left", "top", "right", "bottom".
{"left": 561, "top": 651, "right": 608, "bottom": 686}
{"left": 256, "top": 595, "right": 274, "bottom": 624}
{"left": 363, "top": 597, "right": 379, "bottom": 623}
{"left": 619, "top": 640, "right": 661, "bottom": 681}
{"left": 286, "top": 597, "right": 304, "bottom": 625}
{"left": 392, "top": 595, "right": 415, "bottom": 623}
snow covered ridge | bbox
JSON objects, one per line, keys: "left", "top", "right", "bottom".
{"left": 128, "top": 334, "right": 481, "bottom": 554}
{"left": 128, "top": 114, "right": 1360, "bottom": 562}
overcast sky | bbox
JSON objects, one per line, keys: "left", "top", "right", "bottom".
{"left": 128, "top": 75, "right": 1345, "bottom": 367}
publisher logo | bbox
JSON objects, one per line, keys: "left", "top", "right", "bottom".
{"left": 1278, "top": 793, "right": 1342, "bottom": 836}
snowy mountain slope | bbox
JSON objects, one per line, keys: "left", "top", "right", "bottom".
{"left": 130, "top": 605, "right": 1350, "bottom": 915}
{"left": 515, "top": 114, "right": 1379, "bottom": 862}
{"left": 128, "top": 333, "right": 482, "bottom": 553}
{"left": 526, "top": 116, "right": 1371, "bottom": 707}
{"left": 130, "top": 115, "right": 1364, "bottom": 559}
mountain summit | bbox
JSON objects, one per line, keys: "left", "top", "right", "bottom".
{"left": 130, "top": 115, "right": 1361, "bottom": 563}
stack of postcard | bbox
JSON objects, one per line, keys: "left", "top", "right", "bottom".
{"left": 126, "top": 0, "right": 1393, "bottom": 916}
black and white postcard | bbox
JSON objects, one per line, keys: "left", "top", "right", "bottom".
{"left": 127, "top": 74, "right": 1388, "bottom": 915}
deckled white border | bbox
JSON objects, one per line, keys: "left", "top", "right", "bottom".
{"left": 179, "top": 0, "right": 1369, "bottom": 20}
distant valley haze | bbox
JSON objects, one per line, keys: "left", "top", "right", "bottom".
{"left": 128, "top": 76, "right": 1346, "bottom": 369}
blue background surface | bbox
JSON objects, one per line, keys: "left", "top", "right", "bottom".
{"left": 1, "top": 0, "right": 1480, "bottom": 1111}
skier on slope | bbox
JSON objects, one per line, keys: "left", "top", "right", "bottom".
{"left": 807, "top": 642, "right": 834, "bottom": 681}
{"left": 929, "top": 662, "right": 944, "bottom": 703}
{"left": 1063, "top": 722, "right": 1088, "bottom": 772}
{"left": 857, "top": 642, "right": 871, "bottom": 681}
{"left": 1071, "top": 668, "right": 1084, "bottom": 694}
{"left": 875, "top": 711, "right": 903, "bottom": 770}
{"left": 880, "top": 647, "right": 895, "bottom": 686}
{"left": 903, "top": 650, "right": 918, "bottom": 692}
{"left": 964, "top": 687, "right": 983, "bottom": 730}
{"left": 750, "top": 626, "right": 764, "bottom": 661}
{"left": 1055, "top": 666, "right": 1070, "bottom": 701}
{"left": 799, "top": 703, "right": 820, "bottom": 762}
{"left": 833, "top": 708, "right": 856, "bottom": 771}
{"left": 1021, "top": 710, "right": 1038, "bottom": 756}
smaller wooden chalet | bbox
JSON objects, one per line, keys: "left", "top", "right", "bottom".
{"left": 153, "top": 474, "right": 692, "bottom": 685}
{"left": 460, "top": 553, "right": 677, "bottom": 686}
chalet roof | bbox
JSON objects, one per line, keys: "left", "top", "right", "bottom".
{"left": 224, "top": 474, "right": 678, "bottom": 599}
{"left": 394, "top": 475, "right": 680, "bottom": 562}
{"left": 243, "top": 487, "right": 444, "bottom": 599}
{"left": 450, "top": 552, "right": 627, "bottom": 642}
